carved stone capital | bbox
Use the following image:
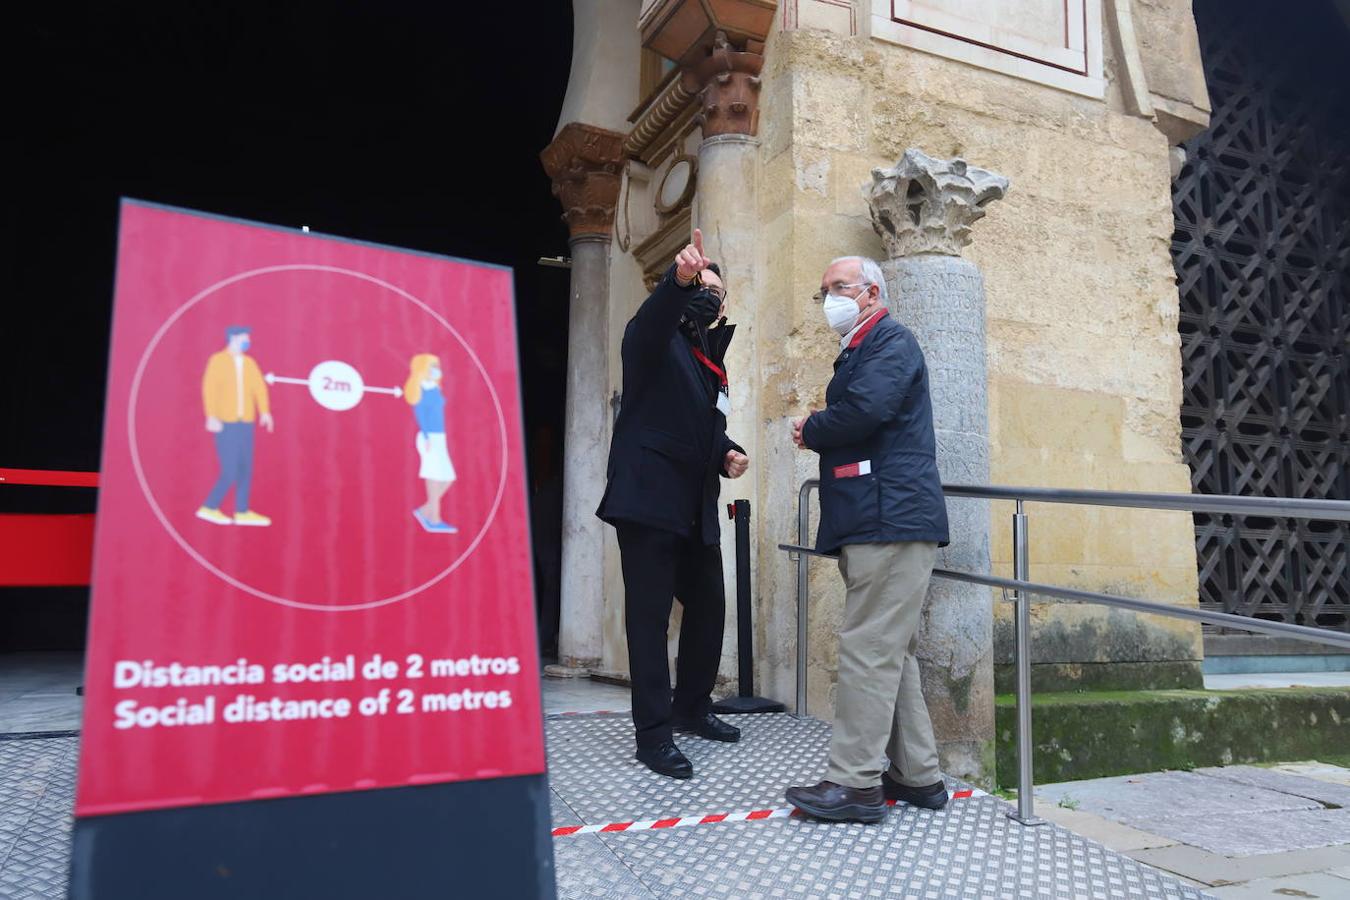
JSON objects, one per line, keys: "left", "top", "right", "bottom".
{"left": 540, "top": 123, "right": 627, "bottom": 238}
{"left": 691, "top": 32, "right": 765, "bottom": 138}
{"left": 865, "top": 149, "right": 1009, "bottom": 258}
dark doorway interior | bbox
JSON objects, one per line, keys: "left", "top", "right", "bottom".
{"left": 1173, "top": 0, "right": 1350, "bottom": 632}
{"left": 1, "top": 1, "right": 574, "bottom": 652}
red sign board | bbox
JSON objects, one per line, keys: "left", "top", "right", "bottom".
{"left": 76, "top": 201, "right": 545, "bottom": 815}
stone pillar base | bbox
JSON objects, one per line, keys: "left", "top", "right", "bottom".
{"left": 543, "top": 663, "right": 595, "bottom": 679}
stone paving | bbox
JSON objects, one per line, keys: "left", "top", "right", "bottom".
{"left": 1035, "top": 764, "right": 1350, "bottom": 897}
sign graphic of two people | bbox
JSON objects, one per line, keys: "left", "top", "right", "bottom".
{"left": 194, "top": 327, "right": 458, "bottom": 534}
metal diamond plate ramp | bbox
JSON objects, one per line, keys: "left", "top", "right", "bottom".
{"left": 547, "top": 713, "right": 1215, "bottom": 899}
{"left": 2, "top": 718, "right": 1217, "bottom": 898}
{"left": 0, "top": 736, "right": 77, "bottom": 900}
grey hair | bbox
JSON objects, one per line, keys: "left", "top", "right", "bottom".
{"left": 829, "top": 256, "right": 889, "bottom": 306}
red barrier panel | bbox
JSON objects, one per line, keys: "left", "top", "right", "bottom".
{"left": 0, "top": 514, "right": 96, "bottom": 585}
{"left": 0, "top": 468, "right": 100, "bottom": 488}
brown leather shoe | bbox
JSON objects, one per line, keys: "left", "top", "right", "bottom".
{"left": 785, "top": 780, "right": 887, "bottom": 824}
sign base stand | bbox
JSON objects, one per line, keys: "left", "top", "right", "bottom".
{"left": 70, "top": 774, "right": 556, "bottom": 900}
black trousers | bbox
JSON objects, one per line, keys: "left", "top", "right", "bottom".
{"left": 616, "top": 523, "right": 726, "bottom": 749}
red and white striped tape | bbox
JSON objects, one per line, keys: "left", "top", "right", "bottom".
{"left": 552, "top": 788, "right": 984, "bottom": 838}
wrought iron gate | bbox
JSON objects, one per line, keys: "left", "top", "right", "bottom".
{"left": 1171, "top": 1, "right": 1350, "bottom": 631}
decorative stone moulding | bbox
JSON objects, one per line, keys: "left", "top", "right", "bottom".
{"left": 540, "top": 122, "right": 627, "bottom": 238}
{"left": 639, "top": 0, "right": 777, "bottom": 66}
{"left": 865, "top": 149, "right": 1009, "bottom": 258}
{"left": 624, "top": 74, "right": 701, "bottom": 162}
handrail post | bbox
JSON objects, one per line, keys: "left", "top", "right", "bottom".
{"left": 795, "top": 480, "right": 814, "bottom": 717}
{"left": 1008, "top": 499, "right": 1044, "bottom": 825}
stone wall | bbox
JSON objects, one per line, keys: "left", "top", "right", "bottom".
{"left": 752, "top": 14, "right": 1209, "bottom": 726}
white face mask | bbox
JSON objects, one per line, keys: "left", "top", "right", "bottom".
{"left": 822, "top": 292, "right": 862, "bottom": 335}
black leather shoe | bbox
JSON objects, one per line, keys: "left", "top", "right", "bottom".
{"left": 674, "top": 713, "right": 741, "bottom": 743}
{"left": 785, "top": 780, "right": 887, "bottom": 824}
{"left": 635, "top": 741, "right": 693, "bottom": 779}
{"left": 882, "top": 772, "right": 948, "bottom": 810}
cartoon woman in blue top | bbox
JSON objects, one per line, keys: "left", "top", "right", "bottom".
{"left": 404, "top": 353, "right": 457, "bottom": 533}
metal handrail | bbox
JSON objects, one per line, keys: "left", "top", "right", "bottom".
{"left": 781, "top": 478, "right": 1350, "bottom": 827}
{"left": 942, "top": 483, "right": 1350, "bottom": 521}
{"left": 932, "top": 567, "right": 1350, "bottom": 650}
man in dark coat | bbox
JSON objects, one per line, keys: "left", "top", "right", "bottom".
{"left": 785, "top": 255, "right": 951, "bottom": 822}
{"left": 597, "top": 228, "right": 749, "bottom": 779}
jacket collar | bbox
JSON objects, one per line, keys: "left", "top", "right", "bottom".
{"left": 841, "top": 308, "right": 888, "bottom": 349}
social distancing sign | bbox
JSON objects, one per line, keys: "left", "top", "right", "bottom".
{"left": 77, "top": 201, "right": 544, "bottom": 815}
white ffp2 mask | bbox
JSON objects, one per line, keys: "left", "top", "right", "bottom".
{"left": 822, "top": 293, "right": 861, "bottom": 335}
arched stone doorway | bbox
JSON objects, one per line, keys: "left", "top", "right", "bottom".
{"left": 1172, "top": 0, "right": 1350, "bottom": 637}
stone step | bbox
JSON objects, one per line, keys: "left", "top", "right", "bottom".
{"left": 994, "top": 686, "right": 1350, "bottom": 788}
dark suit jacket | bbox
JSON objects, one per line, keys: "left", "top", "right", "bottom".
{"left": 802, "top": 311, "right": 950, "bottom": 554}
{"left": 596, "top": 269, "right": 744, "bottom": 546}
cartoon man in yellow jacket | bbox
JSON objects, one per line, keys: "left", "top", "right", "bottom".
{"left": 197, "top": 326, "right": 274, "bottom": 526}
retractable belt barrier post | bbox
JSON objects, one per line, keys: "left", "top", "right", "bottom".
{"left": 712, "top": 499, "right": 785, "bottom": 715}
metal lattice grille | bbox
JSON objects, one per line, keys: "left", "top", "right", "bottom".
{"left": 1172, "top": 2, "right": 1350, "bottom": 631}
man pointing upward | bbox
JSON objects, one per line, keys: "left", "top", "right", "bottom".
{"left": 597, "top": 228, "right": 749, "bottom": 779}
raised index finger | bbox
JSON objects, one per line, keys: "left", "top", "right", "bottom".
{"left": 692, "top": 228, "right": 704, "bottom": 257}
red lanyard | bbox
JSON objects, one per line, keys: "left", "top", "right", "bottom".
{"left": 691, "top": 346, "right": 728, "bottom": 387}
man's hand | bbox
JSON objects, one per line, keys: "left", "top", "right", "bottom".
{"left": 792, "top": 416, "right": 810, "bottom": 450}
{"left": 205, "top": 416, "right": 223, "bottom": 433}
{"left": 675, "top": 228, "right": 713, "bottom": 286}
{"left": 724, "top": 450, "right": 749, "bottom": 479}
{"left": 260, "top": 412, "right": 275, "bottom": 433}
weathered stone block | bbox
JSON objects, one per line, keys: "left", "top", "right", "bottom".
{"left": 995, "top": 383, "right": 1125, "bottom": 456}
{"left": 994, "top": 602, "right": 1203, "bottom": 667}
{"left": 994, "top": 660, "right": 1204, "bottom": 694}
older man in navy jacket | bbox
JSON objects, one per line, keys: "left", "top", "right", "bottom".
{"left": 597, "top": 229, "right": 750, "bottom": 779}
{"left": 786, "top": 255, "right": 951, "bottom": 823}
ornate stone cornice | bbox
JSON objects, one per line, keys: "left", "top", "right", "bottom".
{"left": 865, "top": 149, "right": 1009, "bottom": 258}
{"left": 640, "top": 0, "right": 777, "bottom": 67}
{"left": 540, "top": 122, "right": 627, "bottom": 239}
{"left": 691, "top": 32, "right": 764, "bottom": 138}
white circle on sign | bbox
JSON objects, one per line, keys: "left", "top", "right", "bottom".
{"left": 308, "top": 360, "right": 365, "bottom": 411}
{"left": 127, "top": 263, "right": 511, "bottom": 613}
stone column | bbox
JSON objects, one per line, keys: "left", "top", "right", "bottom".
{"left": 541, "top": 122, "right": 626, "bottom": 671}
{"left": 864, "top": 149, "right": 1009, "bottom": 786}
{"left": 690, "top": 34, "right": 765, "bottom": 686}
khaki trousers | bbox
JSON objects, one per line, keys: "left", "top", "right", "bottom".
{"left": 824, "top": 541, "right": 942, "bottom": 789}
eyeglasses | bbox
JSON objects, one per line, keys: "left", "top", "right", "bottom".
{"left": 695, "top": 271, "right": 727, "bottom": 302}
{"left": 811, "top": 282, "right": 870, "bottom": 303}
